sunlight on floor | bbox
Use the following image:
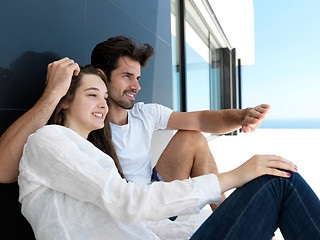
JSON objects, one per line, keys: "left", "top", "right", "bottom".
{"left": 208, "top": 129, "right": 320, "bottom": 240}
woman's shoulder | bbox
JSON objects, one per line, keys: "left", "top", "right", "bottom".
{"left": 28, "top": 125, "right": 81, "bottom": 145}
{"left": 36, "top": 124, "right": 66, "bottom": 133}
{"left": 30, "top": 125, "right": 64, "bottom": 138}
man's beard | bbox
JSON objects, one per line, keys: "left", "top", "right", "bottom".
{"left": 108, "top": 95, "right": 134, "bottom": 110}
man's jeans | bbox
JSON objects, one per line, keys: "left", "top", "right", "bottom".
{"left": 190, "top": 172, "right": 320, "bottom": 240}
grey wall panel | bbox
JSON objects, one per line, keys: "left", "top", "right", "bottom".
{"left": 85, "top": 0, "right": 173, "bottom": 107}
{"left": 0, "top": 0, "right": 173, "bottom": 239}
{"left": 0, "top": 0, "right": 87, "bottom": 111}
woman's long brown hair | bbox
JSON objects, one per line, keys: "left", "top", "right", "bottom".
{"left": 48, "top": 65, "right": 125, "bottom": 179}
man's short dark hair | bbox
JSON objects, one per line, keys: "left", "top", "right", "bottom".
{"left": 91, "top": 36, "right": 155, "bottom": 81}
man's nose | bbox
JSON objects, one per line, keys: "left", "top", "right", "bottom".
{"left": 131, "top": 79, "right": 141, "bottom": 92}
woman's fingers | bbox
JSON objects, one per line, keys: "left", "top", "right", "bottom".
{"left": 222, "top": 154, "right": 298, "bottom": 191}
{"left": 246, "top": 154, "right": 298, "bottom": 178}
{"left": 266, "top": 155, "right": 298, "bottom": 172}
{"left": 266, "top": 168, "right": 292, "bottom": 178}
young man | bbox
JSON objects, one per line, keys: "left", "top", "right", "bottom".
{"left": 90, "top": 36, "right": 270, "bottom": 211}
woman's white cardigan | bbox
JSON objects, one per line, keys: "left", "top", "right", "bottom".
{"left": 18, "top": 125, "right": 221, "bottom": 240}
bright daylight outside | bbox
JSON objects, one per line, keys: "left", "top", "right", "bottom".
{"left": 181, "top": 1, "right": 320, "bottom": 239}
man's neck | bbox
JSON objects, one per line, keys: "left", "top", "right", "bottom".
{"left": 108, "top": 103, "right": 129, "bottom": 126}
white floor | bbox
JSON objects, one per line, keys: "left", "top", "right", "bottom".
{"left": 208, "top": 129, "right": 320, "bottom": 239}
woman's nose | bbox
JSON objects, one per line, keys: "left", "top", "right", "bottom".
{"left": 99, "top": 97, "right": 107, "bottom": 108}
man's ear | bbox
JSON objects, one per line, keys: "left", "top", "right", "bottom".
{"left": 97, "top": 68, "right": 107, "bottom": 79}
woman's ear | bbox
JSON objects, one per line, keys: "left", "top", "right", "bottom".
{"left": 62, "top": 103, "right": 69, "bottom": 110}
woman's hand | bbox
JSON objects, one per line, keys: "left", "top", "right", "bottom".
{"left": 217, "top": 155, "right": 298, "bottom": 193}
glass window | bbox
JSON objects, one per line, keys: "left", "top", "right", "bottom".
{"left": 210, "top": 36, "right": 221, "bottom": 110}
{"left": 171, "top": 0, "right": 181, "bottom": 112}
{"left": 185, "top": 0, "right": 222, "bottom": 112}
{"left": 171, "top": 0, "right": 222, "bottom": 113}
{"left": 185, "top": 24, "right": 210, "bottom": 111}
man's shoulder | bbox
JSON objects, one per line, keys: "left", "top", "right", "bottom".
{"left": 130, "top": 102, "right": 158, "bottom": 115}
{"left": 132, "top": 102, "right": 160, "bottom": 109}
{"left": 131, "top": 102, "right": 168, "bottom": 112}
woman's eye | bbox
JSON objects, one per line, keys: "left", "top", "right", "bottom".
{"left": 88, "top": 94, "right": 96, "bottom": 97}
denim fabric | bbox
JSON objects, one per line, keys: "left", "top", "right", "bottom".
{"left": 151, "top": 167, "right": 165, "bottom": 183}
{"left": 190, "top": 172, "right": 320, "bottom": 240}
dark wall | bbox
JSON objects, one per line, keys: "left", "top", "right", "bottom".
{"left": 0, "top": 0, "right": 172, "bottom": 239}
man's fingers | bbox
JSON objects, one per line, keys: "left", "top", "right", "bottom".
{"left": 55, "top": 57, "right": 73, "bottom": 64}
{"left": 242, "top": 116, "right": 259, "bottom": 128}
{"left": 72, "top": 63, "right": 80, "bottom": 76}
{"left": 255, "top": 104, "right": 270, "bottom": 117}
{"left": 47, "top": 57, "right": 74, "bottom": 71}
{"left": 63, "top": 59, "right": 74, "bottom": 66}
{"left": 46, "top": 57, "right": 79, "bottom": 86}
{"left": 242, "top": 120, "right": 260, "bottom": 133}
{"left": 48, "top": 58, "right": 79, "bottom": 75}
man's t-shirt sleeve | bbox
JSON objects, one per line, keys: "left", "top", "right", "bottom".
{"left": 136, "top": 102, "right": 173, "bottom": 131}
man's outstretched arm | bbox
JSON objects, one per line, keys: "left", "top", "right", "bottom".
{"left": 0, "top": 58, "right": 79, "bottom": 183}
{"left": 167, "top": 104, "right": 270, "bottom": 134}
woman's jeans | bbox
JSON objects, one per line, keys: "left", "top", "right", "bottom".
{"left": 190, "top": 172, "right": 320, "bottom": 240}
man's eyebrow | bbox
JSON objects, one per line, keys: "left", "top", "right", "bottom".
{"left": 122, "top": 71, "right": 134, "bottom": 76}
{"left": 122, "top": 71, "right": 141, "bottom": 79}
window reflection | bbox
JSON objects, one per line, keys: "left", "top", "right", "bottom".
{"left": 171, "top": 0, "right": 222, "bottom": 113}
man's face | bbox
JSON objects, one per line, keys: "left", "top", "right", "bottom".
{"left": 107, "top": 56, "right": 141, "bottom": 109}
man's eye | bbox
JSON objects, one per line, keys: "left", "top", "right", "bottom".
{"left": 89, "top": 94, "right": 96, "bottom": 97}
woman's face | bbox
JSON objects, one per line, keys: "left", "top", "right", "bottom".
{"left": 65, "top": 74, "right": 108, "bottom": 139}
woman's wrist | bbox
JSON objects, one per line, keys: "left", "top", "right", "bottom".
{"left": 216, "top": 170, "right": 239, "bottom": 194}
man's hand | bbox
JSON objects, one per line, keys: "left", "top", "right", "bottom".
{"left": 0, "top": 57, "right": 80, "bottom": 183}
{"left": 241, "top": 104, "right": 270, "bottom": 133}
{"left": 44, "top": 57, "right": 80, "bottom": 99}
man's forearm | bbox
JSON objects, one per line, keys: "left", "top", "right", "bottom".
{"left": 200, "top": 109, "right": 247, "bottom": 134}
{"left": 0, "top": 57, "right": 80, "bottom": 183}
{"left": 0, "top": 91, "right": 60, "bottom": 183}
{"left": 168, "top": 104, "right": 268, "bottom": 134}
{"left": 200, "top": 104, "right": 269, "bottom": 134}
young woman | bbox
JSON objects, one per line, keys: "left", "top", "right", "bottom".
{"left": 18, "top": 63, "right": 320, "bottom": 240}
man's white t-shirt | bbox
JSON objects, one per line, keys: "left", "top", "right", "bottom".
{"left": 110, "top": 102, "right": 173, "bottom": 183}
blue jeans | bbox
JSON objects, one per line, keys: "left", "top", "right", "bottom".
{"left": 190, "top": 172, "right": 320, "bottom": 240}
